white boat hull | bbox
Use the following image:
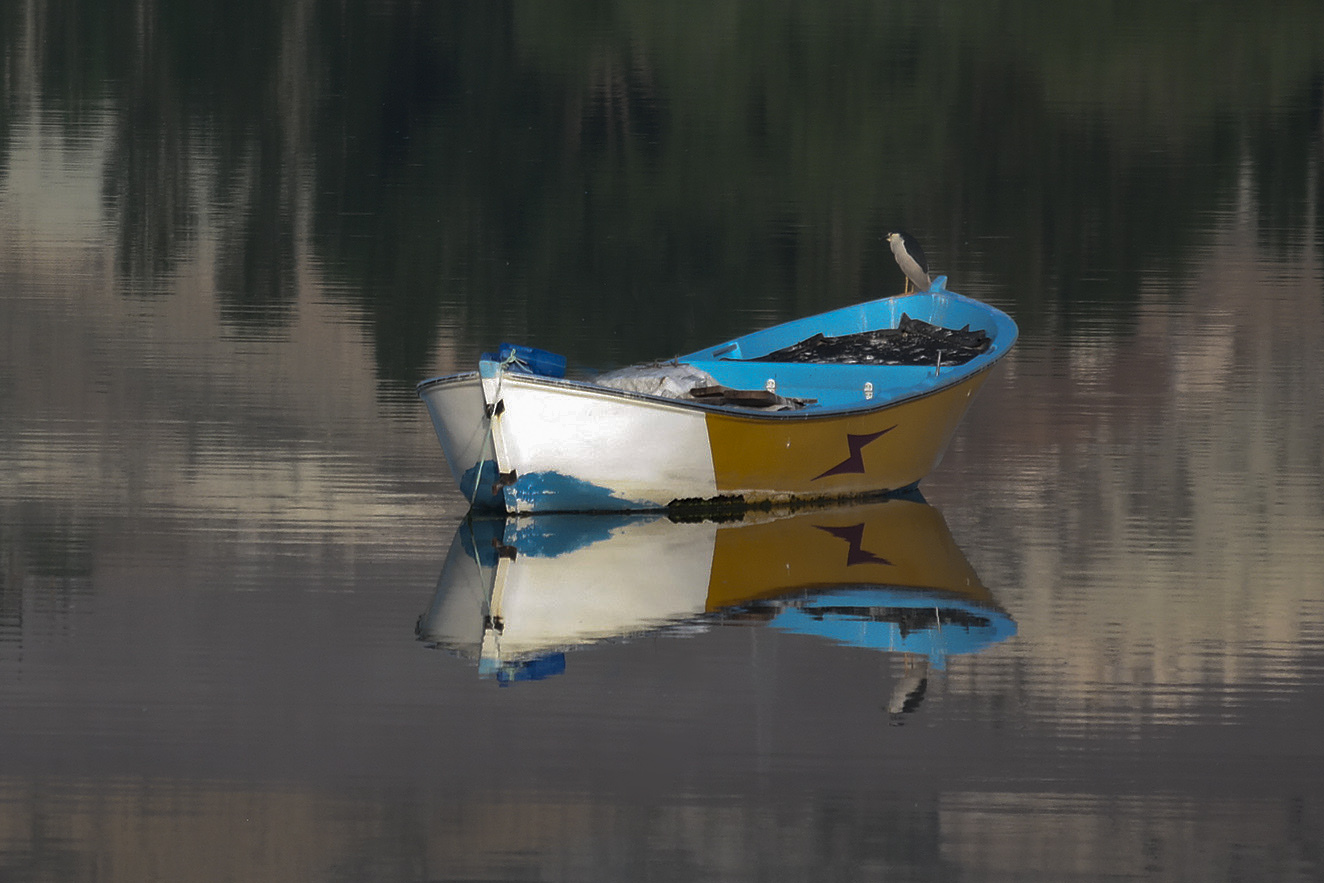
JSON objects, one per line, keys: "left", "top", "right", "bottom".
{"left": 419, "top": 363, "right": 993, "bottom": 512}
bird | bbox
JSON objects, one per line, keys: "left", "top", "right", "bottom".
{"left": 886, "top": 231, "right": 931, "bottom": 293}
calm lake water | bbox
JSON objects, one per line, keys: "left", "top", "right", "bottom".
{"left": 3, "top": 3, "right": 1324, "bottom": 881}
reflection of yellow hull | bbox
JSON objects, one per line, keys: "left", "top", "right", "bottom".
{"left": 705, "top": 499, "right": 988, "bottom": 610}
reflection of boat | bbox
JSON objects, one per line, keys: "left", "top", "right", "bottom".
{"left": 416, "top": 497, "right": 1015, "bottom": 686}
{"left": 416, "top": 279, "right": 1017, "bottom": 513}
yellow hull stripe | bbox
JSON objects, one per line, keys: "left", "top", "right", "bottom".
{"left": 704, "top": 369, "right": 991, "bottom": 496}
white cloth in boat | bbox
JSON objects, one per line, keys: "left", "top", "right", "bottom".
{"left": 593, "top": 362, "right": 806, "bottom": 410}
{"left": 592, "top": 361, "right": 719, "bottom": 399}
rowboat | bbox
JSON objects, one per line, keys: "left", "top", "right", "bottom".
{"left": 417, "top": 276, "right": 1017, "bottom": 513}
{"left": 417, "top": 497, "right": 1016, "bottom": 686}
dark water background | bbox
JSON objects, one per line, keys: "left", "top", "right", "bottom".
{"left": 3, "top": 2, "right": 1324, "bottom": 880}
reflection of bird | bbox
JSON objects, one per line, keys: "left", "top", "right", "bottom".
{"left": 886, "top": 231, "right": 931, "bottom": 293}
{"left": 886, "top": 655, "right": 930, "bottom": 724}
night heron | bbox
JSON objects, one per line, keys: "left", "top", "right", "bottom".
{"left": 886, "top": 231, "right": 931, "bottom": 293}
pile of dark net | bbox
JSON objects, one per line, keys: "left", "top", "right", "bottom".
{"left": 743, "top": 314, "right": 990, "bottom": 367}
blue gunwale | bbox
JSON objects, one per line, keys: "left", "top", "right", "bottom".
{"left": 416, "top": 278, "right": 1017, "bottom": 418}
{"left": 678, "top": 279, "right": 1016, "bottom": 410}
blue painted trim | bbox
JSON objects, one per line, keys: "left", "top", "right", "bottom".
{"left": 458, "top": 459, "right": 505, "bottom": 510}
{"left": 504, "top": 470, "right": 656, "bottom": 513}
{"left": 768, "top": 586, "right": 1017, "bottom": 667}
{"left": 480, "top": 652, "right": 567, "bottom": 684}
{"left": 502, "top": 513, "right": 660, "bottom": 558}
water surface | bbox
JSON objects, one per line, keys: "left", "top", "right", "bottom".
{"left": 3, "top": 2, "right": 1324, "bottom": 880}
